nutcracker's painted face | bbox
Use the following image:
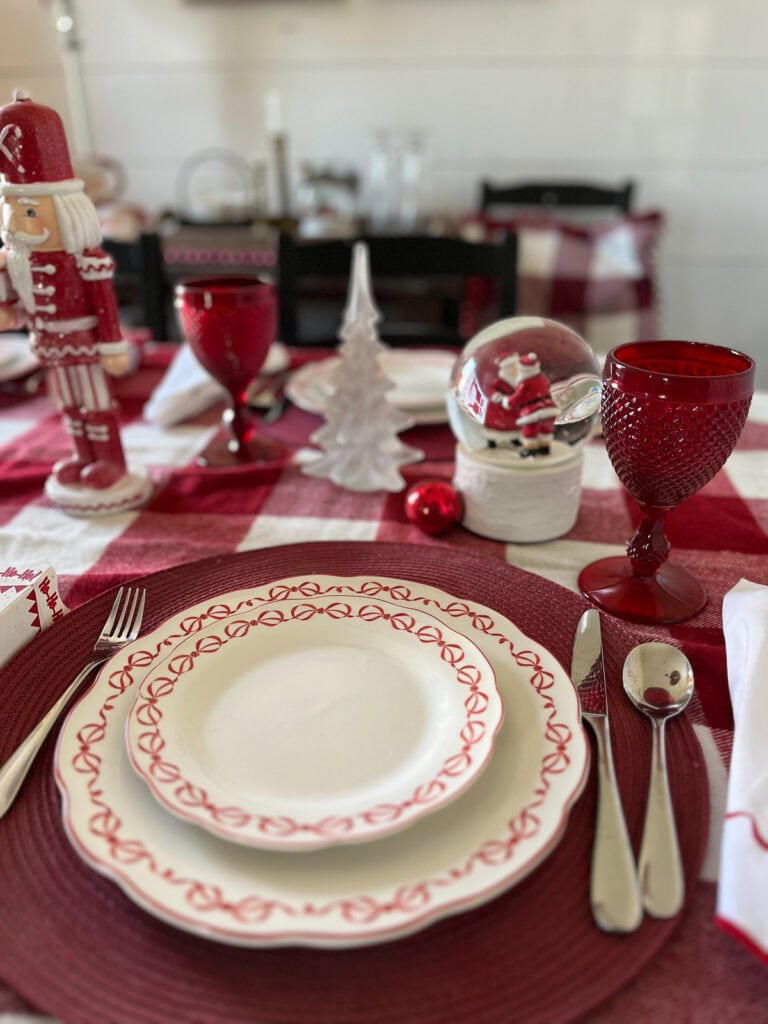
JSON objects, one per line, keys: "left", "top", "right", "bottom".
{"left": 1, "top": 194, "right": 63, "bottom": 250}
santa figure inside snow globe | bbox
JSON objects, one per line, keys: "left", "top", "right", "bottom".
{"left": 448, "top": 316, "right": 601, "bottom": 542}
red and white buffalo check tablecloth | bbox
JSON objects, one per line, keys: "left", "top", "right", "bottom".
{"left": 0, "top": 345, "right": 766, "bottom": 1023}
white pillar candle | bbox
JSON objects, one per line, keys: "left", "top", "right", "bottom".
{"left": 265, "top": 90, "right": 283, "bottom": 137}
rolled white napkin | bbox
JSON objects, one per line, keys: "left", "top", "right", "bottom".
{"left": 717, "top": 578, "right": 768, "bottom": 962}
{"left": 143, "top": 342, "right": 289, "bottom": 427}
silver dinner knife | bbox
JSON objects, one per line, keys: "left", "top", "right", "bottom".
{"left": 572, "top": 609, "right": 643, "bottom": 933}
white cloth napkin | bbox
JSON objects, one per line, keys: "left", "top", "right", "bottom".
{"left": 717, "top": 578, "right": 768, "bottom": 961}
{"left": 0, "top": 565, "right": 68, "bottom": 669}
{"left": 143, "top": 342, "right": 289, "bottom": 427}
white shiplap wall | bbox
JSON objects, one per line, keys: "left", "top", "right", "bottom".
{"left": 1, "top": 0, "right": 767, "bottom": 382}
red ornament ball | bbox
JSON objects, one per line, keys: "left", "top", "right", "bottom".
{"left": 404, "top": 480, "right": 463, "bottom": 535}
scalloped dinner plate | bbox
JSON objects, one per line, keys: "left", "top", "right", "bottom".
{"left": 125, "top": 594, "right": 503, "bottom": 850}
{"left": 55, "top": 574, "right": 588, "bottom": 949}
{"left": 286, "top": 349, "right": 455, "bottom": 423}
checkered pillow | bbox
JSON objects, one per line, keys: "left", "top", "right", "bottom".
{"left": 460, "top": 211, "right": 664, "bottom": 355}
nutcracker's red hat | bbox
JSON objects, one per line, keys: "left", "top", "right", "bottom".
{"left": 0, "top": 89, "right": 81, "bottom": 197}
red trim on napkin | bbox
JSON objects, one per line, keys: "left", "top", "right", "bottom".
{"left": 725, "top": 810, "right": 768, "bottom": 850}
{"left": 715, "top": 916, "right": 768, "bottom": 967}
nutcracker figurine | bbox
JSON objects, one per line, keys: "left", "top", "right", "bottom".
{"left": 0, "top": 90, "right": 151, "bottom": 515}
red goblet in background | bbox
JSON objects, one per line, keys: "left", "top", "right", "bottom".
{"left": 175, "top": 275, "right": 284, "bottom": 466}
{"left": 579, "top": 340, "right": 755, "bottom": 624}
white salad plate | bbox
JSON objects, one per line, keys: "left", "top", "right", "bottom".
{"left": 125, "top": 593, "right": 502, "bottom": 850}
{"left": 55, "top": 574, "right": 588, "bottom": 949}
{"left": 286, "top": 349, "right": 456, "bottom": 423}
{"left": 0, "top": 335, "right": 40, "bottom": 382}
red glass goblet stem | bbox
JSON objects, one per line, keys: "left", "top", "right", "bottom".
{"left": 224, "top": 393, "right": 254, "bottom": 448}
{"left": 221, "top": 389, "right": 271, "bottom": 457}
{"left": 579, "top": 340, "right": 755, "bottom": 624}
{"left": 626, "top": 504, "right": 671, "bottom": 579}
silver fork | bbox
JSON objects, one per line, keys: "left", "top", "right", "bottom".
{"left": 0, "top": 585, "right": 146, "bottom": 818}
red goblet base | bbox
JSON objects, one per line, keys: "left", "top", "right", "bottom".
{"left": 196, "top": 429, "right": 287, "bottom": 468}
{"left": 578, "top": 555, "right": 706, "bottom": 625}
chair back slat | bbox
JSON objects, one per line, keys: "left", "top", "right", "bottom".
{"left": 480, "top": 180, "right": 634, "bottom": 215}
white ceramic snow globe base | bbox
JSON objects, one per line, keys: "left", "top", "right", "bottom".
{"left": 447, "top": 316, "right": 601, "bottom": 543}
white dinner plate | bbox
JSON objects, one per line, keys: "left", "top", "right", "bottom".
{"left": 0, "top": 335, "right": 40, "bottom": 382}
{"left": 55, "top": 574, "right": 588, "bottom": 949}
{"left": 125, "top": 594, "right": 503, "bottom": 850}
{"left": 286, "top": 349, "right": 456, "bottom": 423}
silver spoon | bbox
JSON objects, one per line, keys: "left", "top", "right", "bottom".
{"left": 622, "top": 642, "right": 694, "bottom": 918}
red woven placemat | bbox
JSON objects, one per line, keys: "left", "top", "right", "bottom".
{"left": 0, "top": 542, "right": 708, "bottom": 1024}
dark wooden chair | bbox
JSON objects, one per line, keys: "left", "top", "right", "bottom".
{"left": 103, "top": 232, "right": 169, "bottom": 340}
{"left": 479, "top": 180, "right": 634, "bottom": 215}
{"left": 277, "top": 232, "right": 517, "bottom": 346}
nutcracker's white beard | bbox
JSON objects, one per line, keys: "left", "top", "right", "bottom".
{"left": 2, "top": 235, "right": 37, "bottom": 314}
{"left": 53, "top": 192, "right": 102, "bottom": 253}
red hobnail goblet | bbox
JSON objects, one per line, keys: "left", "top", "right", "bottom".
{"left": 578, "top": 340, "right": 755, "bottom": 624}
{"left": 175, "top": 275, "right": 284, "bottom": 466}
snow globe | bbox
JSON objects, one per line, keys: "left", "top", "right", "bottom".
{"left": 448, "top": 316, "right": 601, "bottom": 542}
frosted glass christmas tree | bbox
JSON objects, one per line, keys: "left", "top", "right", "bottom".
{"left": 303, "top": 242, "right": 423, "bottom": 491}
